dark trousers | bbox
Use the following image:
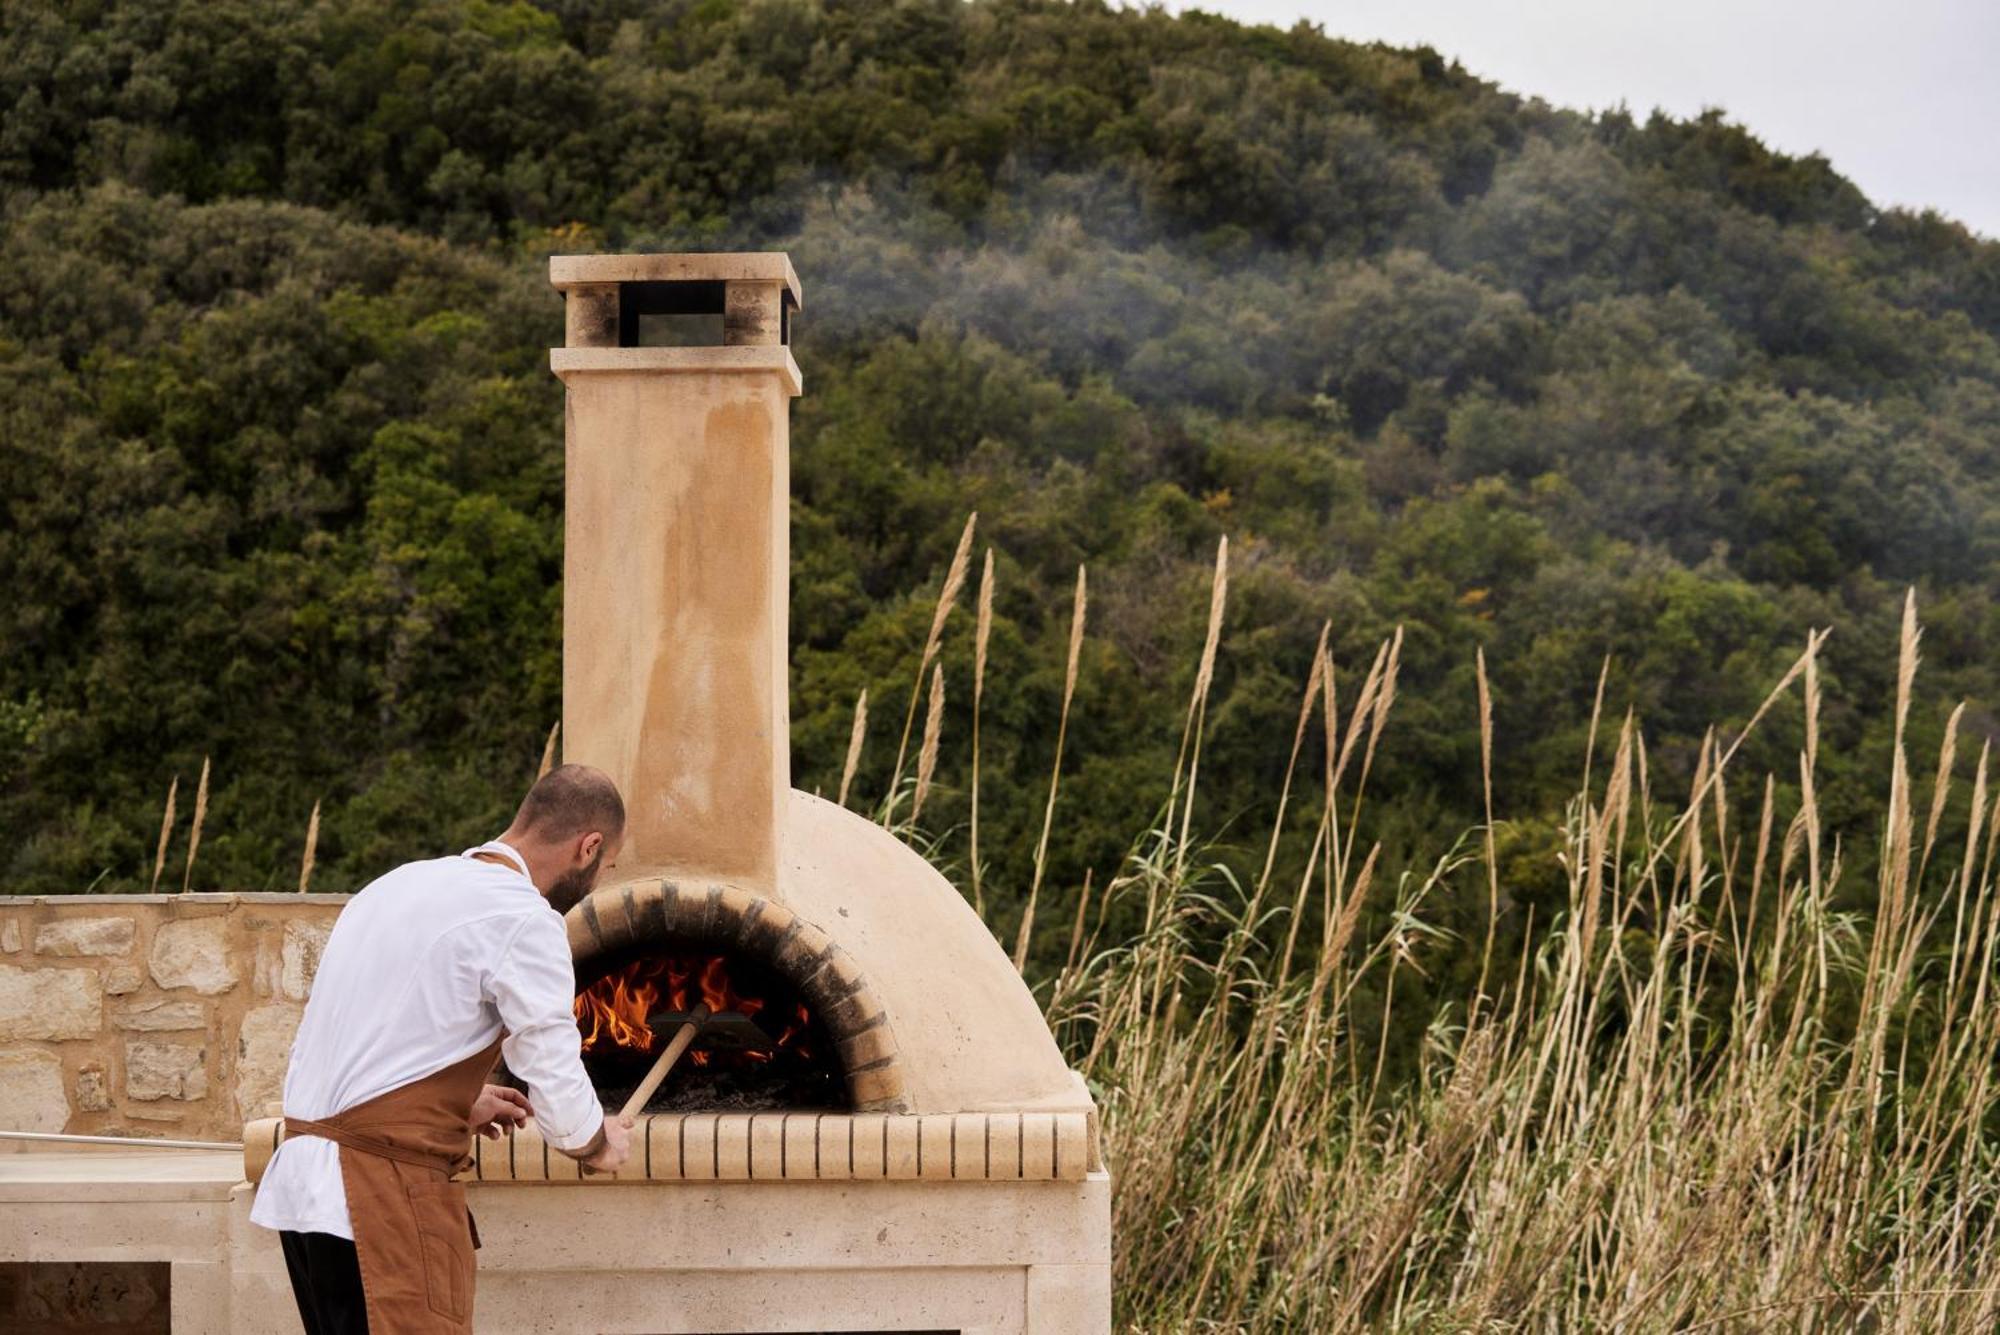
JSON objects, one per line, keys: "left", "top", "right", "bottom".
{"left": 280, "top": 1230, "right": 369, "bottom": 1334}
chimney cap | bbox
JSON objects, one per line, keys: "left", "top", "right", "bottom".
{"left": 549, "top": 252, "right": 801, "bottom": 310}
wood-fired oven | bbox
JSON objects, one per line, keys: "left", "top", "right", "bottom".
{"left": 245, "top": 253, "right": 1110, "bottom": 1334}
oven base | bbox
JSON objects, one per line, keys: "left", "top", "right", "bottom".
{"left": 227, "top": 1173, "right": 1112, "bottom": 1333}
{"left": 0, "top": 1150, "right": 1109, "bottom": 1333}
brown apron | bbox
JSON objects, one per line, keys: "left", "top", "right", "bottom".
{"left": 285, "top": 1038, "right": 503, "bottom": 1334}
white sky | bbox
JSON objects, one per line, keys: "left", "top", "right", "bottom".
{"left": 1173, "top": 0, "right": 2000, "bottom": 240}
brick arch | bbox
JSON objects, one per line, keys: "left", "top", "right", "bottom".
{"left": 565, "top": 879, "right": 909, "bottom": 1114}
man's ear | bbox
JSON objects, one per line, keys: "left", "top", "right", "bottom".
{"left": 579, "top": 831, "right": 603, "bottom": 864}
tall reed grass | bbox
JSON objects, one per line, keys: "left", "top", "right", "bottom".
{"left": 920, "top": 531, "right": 2000, "bottom": 1329}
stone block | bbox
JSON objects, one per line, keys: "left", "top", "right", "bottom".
{"left": 149, "top": 918, "right": 237, "bottom": 995}
{"left": 716, "top": 1114, "right": 752, "bottom": 1179}
{"left": 918, "top": 1113, "right": 953, "bottom": 1180}
{"left": 848, "top": 1060, "right": 907, "bottom": 1110}
{"left": 0, "top": 1047, "right": 68, "bottom": 1131}
{"left": 812, "top": 1114, "right": 849, "bottom": 1178}
{"left": 883, "top": 1115, "right": 921, "bottom": 1178}
{"left": 988, "top": 1113, "right": 1022, "bottom": 1180}
{"left": 104, "top": 963, "right": 143, "bottom": 994}
{"left": 0, "top": 964, "right": 101, "bottom": 1040}
{"left": 235, "top": 1003, "right": 303, "bottom": 1120}
{"left": 747, "top": 1113, "right": 785, "bottom": 1179}
{"left": 681, "top": 1113, "right": 718, "bottom": 1181}
{"left": 782, "top": 1113, "right": 817, "bottom": 1180}
{"left": 33, "top": 916, "right": 136, "bottom": 957}
{"left": 252, "top": 935, "right": 280, "bottom": 997}
{"left": 1, "top": 917, "right": 21, "bottom": 952}
{"left": 850, "top": 1112, "right": 887, "bottom": 1177}
{"left": 115, "top": 999, "right": 209, "bottom": 1031}
{"left": 836, "top": 1019, "right": 898, "bottom": 1071}
{"left": 76, "top": 1063, "right": 112, "bottom": 1112}
{"left": 125, "top": 1039, "right": 207, "bottom": 1101}
{"left": 281, "top": 920, "right": 332, "bottom": 1000}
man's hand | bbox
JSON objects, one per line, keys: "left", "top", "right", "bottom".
{"left": 577, "top": 1114, "right": 633, "bottom": 1175}
{"left": 469, "top": 1084, "right": 533, "bottom": 1140}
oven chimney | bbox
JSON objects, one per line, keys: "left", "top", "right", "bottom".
{"left": 549, "top": 253, "right": 802, "bottom": 890}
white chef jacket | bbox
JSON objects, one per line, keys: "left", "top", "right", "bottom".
{"left": 248, "top": 841, "right": 604, "bottom": 1239}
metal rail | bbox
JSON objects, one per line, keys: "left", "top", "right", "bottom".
{"left": 0, "top": 1129, "right": 243, "bottom": 1151}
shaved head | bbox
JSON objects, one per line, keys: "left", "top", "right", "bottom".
{"left": 512, "top": 764, "right": 625, "bottom": 844}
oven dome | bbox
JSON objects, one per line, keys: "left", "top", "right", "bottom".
{"left": 566, "top": 789, "right": 1089, "bottom": 1119}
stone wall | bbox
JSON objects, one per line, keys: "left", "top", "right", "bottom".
{"left": 0, "top": 895, "right": 347, "bottom": 1144}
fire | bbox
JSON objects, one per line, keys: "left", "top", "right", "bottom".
{"left": 573, "top": 953, "right": 815, "bottom": 1068}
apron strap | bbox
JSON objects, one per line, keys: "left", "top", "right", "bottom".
{"left": 284, "top": 1116, "right": 469, "bottom": 1176}
{"left": 462, "top": 839, "right": 532, "bottom": 881}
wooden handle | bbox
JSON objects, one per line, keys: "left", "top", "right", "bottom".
{"left": 618, "top": 1003, "right": 710, "bottom": 1120}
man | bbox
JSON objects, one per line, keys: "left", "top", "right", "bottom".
{"left": 250, "top": 764, "right": 635, "bottom": 1333}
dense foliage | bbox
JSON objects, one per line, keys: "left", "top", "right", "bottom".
{"left": 3, "top": 0, "right": 1997, "bottom": 1000}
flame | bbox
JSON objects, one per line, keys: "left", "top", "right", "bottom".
{"left": 572, "top": 953, "right": 812, "bottom": 1068}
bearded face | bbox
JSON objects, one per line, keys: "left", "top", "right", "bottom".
{"left": 545, "top": 843, "right": 604, "bottom": 915}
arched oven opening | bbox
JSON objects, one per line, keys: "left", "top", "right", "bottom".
{"left": 557, "top": 880, "right": 911, "bottom": 1116}
{"left": 572, "top": 947, "right": 845, "bottom": 1113}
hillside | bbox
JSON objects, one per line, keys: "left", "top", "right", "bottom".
{"left": 3, "top": 0, "right": 1998, "bottom": 977}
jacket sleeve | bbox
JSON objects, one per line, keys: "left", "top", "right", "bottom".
{"left": 488, "top": 911, "right": 605, "bottom": 1152}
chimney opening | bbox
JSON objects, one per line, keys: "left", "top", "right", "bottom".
{"left": 616, "top": 279, "right": 728, "bottom": 347}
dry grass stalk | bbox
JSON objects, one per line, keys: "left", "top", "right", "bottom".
{"left": 887, "top": 512, "right": 976, "bottom": 820}
{"left": 298, "top": 800, "right": 320, "bottom": 894}
{"left": 1475, "top": 646, "right": 1499, "bottom": 1005}
{"left": 537, "top": 721, "right": 560, "bottom": 780}
{"left": 180, "top": 756, "right": 210, "bottom": 894}
{"left": 971, "top": 548, "right": 995, "bottom": 914}
{"left": 149, "top": 775, "right": 178, "bottom": 894}
{"left": 1171, "top": 536, "right": 1229, "bottom": 880}
{"left": 838, "top": 689, "right": 868, "bottom": 809}
{"left": 912, "top": 665, "right": 945, "bottom": 822}
{"left": 1065, "top": 868, "right": 1095, "bottom": 976}
{"left": 1015, "top": 564, "right": 1086, "bottom": 972}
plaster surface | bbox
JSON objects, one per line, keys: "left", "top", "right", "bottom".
{"left": 557, "top": 352, "right": 797, "bottom": 891}
{"left": 778, "top": 792, "right": 1088, "bottom": 1115}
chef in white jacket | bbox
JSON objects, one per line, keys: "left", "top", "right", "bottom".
{"left": 250, "top": 764, "right": 634, "bottom": 1334}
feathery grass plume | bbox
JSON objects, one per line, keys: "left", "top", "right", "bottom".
{"left": 298, "top": 800, "right": 320, "bottom": 894}
{"left": 537, "top": 721, "right": 560, "bottom": 780}
{"left": 970, "top": 547, "right": 995, "bottom": 915}
{"left": 1015, "top": 564, "right": 1086, "bottom": 972}
{"left": 837, "top": 689, "right": 868, "bottom": 809}
{"left": 1065, "top": 868, "right": 1095, "bottom": 976}
{"left": 912, "top": 665, "right": 945, "bottom": 823}
{"left": 886, "top": 512, "right": 976, "bottom": 824}
{"left": 1919, "top": 699, "right": 1965, "bottom": 883}
{"left": 149, "top": 775, "right": 179, "bottom": 894}
{"left": 180, "top": 756, "right": 210, "bottom": 894}
{"left": 1253, "top": 623, "right": 1328, "bottom": 899}
{"left": 1171, "top": 536, "right": 1228, "bottom": 879}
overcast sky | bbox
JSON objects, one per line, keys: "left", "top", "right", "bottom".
{"left": 1173, "top": 0, "right": 1999, "bottom": 240}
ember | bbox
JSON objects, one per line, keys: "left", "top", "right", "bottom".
{"left": 572, "top": 951, "right": 843, "bottom": 1112}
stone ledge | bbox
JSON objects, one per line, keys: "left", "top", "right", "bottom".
{"left": 6, "top": 894, "right": 350, "bottom": 906}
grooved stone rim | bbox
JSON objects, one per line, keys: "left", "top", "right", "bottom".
{"left": 244, "top": 1112, "right": 1099, "bottom": 1184}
